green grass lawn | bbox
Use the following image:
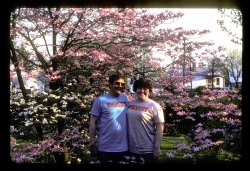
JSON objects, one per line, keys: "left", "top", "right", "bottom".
{"left": 158, "top": 134, "right": 241, "bottom": 164}
{"left": 160, "top": 135, "right": 186, "bottom": 154}
{"left": 81, "top": 134, "right": 240, "bottom": 164}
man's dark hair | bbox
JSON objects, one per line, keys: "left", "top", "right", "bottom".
{"left": 108, "top": 73, "right": 125, "bottom": 84}
{"left": 133, "top": 78, "right": 153, "bottom": 93}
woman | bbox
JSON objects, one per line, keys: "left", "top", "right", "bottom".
{"left": 127, "top": 78, "right": 165, "bottom": 164}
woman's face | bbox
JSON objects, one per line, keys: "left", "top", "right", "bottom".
{"left": 136, "top": 87, "right": 150, "bottom": 101}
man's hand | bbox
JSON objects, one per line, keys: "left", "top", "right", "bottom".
{"left": 89, "top": 142, "right": 98, "bottom": 157}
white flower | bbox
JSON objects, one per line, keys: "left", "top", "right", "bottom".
{"left": 42, "top": 118, "right": 48, "bottom": 124}
{"left": 77, "top": 158, "right": 81, "bottom": 164}
{"left": 56, "top": 114, "right": 66, "bottom": 118}
{"left": 20, "top": 99, "right": 25, "bottom": 105}
{"left": 25, "top": 120, "right": 33, "bottom": 126}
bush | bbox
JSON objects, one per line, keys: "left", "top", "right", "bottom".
{"left": 194, "top": 86, "right": 206, "bottom": 95}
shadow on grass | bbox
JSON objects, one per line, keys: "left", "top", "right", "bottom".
{"left": 157, "top": 158, "right": 239, "bottom": 164}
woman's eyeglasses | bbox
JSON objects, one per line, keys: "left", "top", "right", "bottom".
{"left": 114, "top": 82, "right": 125, "bottom": 87}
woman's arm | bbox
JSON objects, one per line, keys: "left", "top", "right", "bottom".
{"left": 154, "top": 123, "right": 165, "bottom": 158}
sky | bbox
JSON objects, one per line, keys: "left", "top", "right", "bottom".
{"left": 151, "top": 8, "right": 242, "bottom": 65}
{"left": 167, "top": 8, "right": 242, "bottom": 49}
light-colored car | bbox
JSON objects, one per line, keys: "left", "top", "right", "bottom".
{"left": 223, "top": 87, "right": 230, "bottom": 90}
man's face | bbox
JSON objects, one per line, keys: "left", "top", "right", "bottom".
{"left": 110, "top": 78, "right": 125, "bottom": 96}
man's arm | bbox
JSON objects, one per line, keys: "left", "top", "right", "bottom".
{"left": 89, "top": 115, "right": 99, "bottom": 156}
{"left": 154, "top": 123, "right": 165, "bottom": 158}
{"left": 89, "top": 115, "right": 98, "bottom": 145}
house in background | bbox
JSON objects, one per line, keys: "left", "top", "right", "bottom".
{"left": 185, "top": 67, "right": 226, "bottom": 90}
{"left": 169, "top": 61, "right": 226, "bottom": 91}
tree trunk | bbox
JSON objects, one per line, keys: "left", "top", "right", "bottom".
{"left": 10, "top": 39, "right": 28, "bottom": 102}
{"left": 34, "top": 123, "right": 44, "bottom": 141}
{"left": 56, "top": 117, "right": 69, "bottom": 163}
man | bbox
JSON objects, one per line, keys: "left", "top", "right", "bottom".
{"left": 89, "top": 73, "right": 129, "bottom": 164}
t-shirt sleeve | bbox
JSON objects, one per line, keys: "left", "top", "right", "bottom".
{"left": 152, "top": 102, "right": 165, "bottom": 123}
{"left": 119, "top": 94, "right": 129, "bottom": 107}
{"left": 124, "top": 94, "right": 130, "bottom": 105}
{"left": 90, "top": 97, "right": 101, "bottom": 117}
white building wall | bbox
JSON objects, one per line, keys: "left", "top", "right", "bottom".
{"left": 186, "top": 76, "right": 207, "bottom": 89}
{"left": 186, "top": 76, "right": 225, "bottom": 89}
{"left": 213, "top": 77, "right": 224, "bottom": 89}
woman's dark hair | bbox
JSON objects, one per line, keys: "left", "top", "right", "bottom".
{"left": 133, "top": 78, "right": 153, "bottom": 93}
{"left": 108, "top": 73, "right": 125, "bottom": 84}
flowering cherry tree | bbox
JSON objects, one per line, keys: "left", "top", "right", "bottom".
{"left": 10, "top": 8, "right": 186, "bottom": 163}
{"left": 10, "top": 8, "right": 241, "bottom": 163}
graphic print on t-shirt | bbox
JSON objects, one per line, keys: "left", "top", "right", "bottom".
{"left": 107, "top": 102, "right": 127, "bottom": 108}
{"left": 128, "top": 104, "right": 148, "bottom": 112}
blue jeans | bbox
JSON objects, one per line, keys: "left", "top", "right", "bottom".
{"left": 97, "top": 151, "right": 129, "bottom": 164}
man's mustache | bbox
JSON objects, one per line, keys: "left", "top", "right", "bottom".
{"left": 114, "top": 87, "right": 125, "bottom": 91}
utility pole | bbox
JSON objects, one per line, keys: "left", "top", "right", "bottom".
{"left": 211, "top": 60, "right": 214, "bottom": 90}
{"left": 190, "top": 59, "right": 193, "bottom": 91}
{"left": 183, "top": 37, "right": 186, "bottom": 78}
